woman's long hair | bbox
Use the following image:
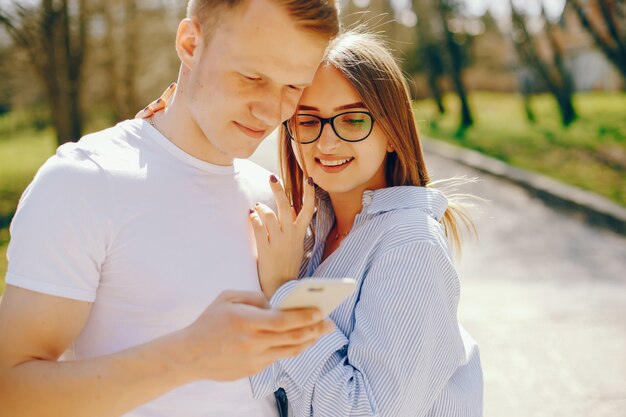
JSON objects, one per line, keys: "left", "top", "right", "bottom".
{"left": 280, "top": 30, "right": 475, "bottom": 250}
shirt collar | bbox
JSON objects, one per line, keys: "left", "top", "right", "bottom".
{"left": 315, "top": 186, "right": 448, "bottom": 222}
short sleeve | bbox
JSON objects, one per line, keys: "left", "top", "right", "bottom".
{"left": 6, "top": 145, "right": 111, "bottom": 302}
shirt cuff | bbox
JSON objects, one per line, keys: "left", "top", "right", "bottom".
{"left": 269, "top": 280, "right": 300, "bottom": 309}
{"left": 6, "top": 272, "right": 97, "bottom": 302}
{"left": 250, "top": 364, "right": 281, "bottom": 400}
{"left": 279, "top": 326, "right": 348, "bottom": 390}
{"left": 266, "top": 279, "right": 349, "bottom": 396}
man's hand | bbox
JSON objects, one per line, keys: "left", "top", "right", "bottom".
{"left": 179, "top": 290, "right": 332, "bottom": 381}
{"left": 0, "top": 286, "right": 331, "bottom": 417}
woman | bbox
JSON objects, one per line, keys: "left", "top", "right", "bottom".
{"left": 247, "top": 31, "right": 483, "bottom": 417}
{"left": 141, "top": 31, "right": 482, "bottom": 417}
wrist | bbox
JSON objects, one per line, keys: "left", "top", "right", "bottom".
{"left": 157, "top": 328, "right": 204, "bottom": 384}
{"left": 267, "top": 277, "right": 294, "bottom": 299}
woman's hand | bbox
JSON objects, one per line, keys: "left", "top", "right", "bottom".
{"left": 250, "top": 175, "right": 316, "bottom": 299}
{"left": 135, "top": 82, "right": 177, "bottom": 118}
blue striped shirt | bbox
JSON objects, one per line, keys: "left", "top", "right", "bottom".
{"left": 251, "top": 186, "right": 483, "bottom": 417}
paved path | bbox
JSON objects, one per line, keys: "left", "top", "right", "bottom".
{"left": 250, "top": 134, "right": 626, "bottom": 417}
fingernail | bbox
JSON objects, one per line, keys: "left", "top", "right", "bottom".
{"left": 255, "top": 202, "right": 260, "bottom": 206}
{"left": 156, "top": 98, "right": 162, "bottom": 104}
{"left": 169, "top": 82, "right": 176, "bottom": 89}
{"left": 270, "top": 174, "right": 278, "bottom": 183}
{"left": 249, "top": 209, "right": 254, "bottom": 214}
{"left": 307, "top": 177, "right": 314, "bottom": 186}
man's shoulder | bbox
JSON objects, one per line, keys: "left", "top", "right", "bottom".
{"left": 27, "top": 120, "right": 148, "bottom": 197}
{"left": 233, "top": 159, "right": 274, "bottom": 189}
{"left": 70, "top": 119, "right": 148, "bottom": 171}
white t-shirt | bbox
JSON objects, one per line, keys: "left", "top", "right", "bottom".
{"left": 6, "top": 119, "right": 278, "bottom": 417}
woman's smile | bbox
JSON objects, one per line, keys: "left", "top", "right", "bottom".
{"left": 315, "top": 156, "right": 355, "bottom": 173}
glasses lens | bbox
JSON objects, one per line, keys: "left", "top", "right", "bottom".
{"left": 335, "top": 112, "right": 372, "bottom": 141}
{"left": 288, "top": 115, "right": 321, "bottom": 143}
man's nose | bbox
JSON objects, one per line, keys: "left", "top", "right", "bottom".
{"left": 250, "top": 87, "right": 296, "bottom": 127}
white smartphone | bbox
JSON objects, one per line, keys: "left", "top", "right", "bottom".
{"left": 276, "top": 278, "right": 357, "bottom": 317}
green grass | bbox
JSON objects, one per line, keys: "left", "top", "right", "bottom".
{"left": 413, "top": 92, "right": 626, "bottom": 206}
{"left": 0, "top": 128, "right": 57, "bottom": 295}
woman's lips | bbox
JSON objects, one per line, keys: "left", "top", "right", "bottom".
{"left": 315, "top": 157, "right": 354, "bottom": 173}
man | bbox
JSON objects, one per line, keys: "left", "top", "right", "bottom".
{"left": 0, "top": 1, "right": 339, "bottom": 416}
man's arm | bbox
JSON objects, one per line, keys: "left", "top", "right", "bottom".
{"left": 0, "top": 285, "right": 331, "bottom": 417}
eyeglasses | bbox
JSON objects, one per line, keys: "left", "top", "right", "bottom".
{"left": 284, "top": 111, "right": 375, "bottom": 144}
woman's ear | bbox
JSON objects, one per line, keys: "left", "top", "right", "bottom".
{"left": 386, "top": 142, "right": 395, "bottom": 153}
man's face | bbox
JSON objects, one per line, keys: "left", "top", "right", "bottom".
{"left": 184, "top": 0, "right": 329, "bottom": 164}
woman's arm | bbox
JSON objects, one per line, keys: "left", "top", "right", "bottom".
{"left": 252, "top": 240, "right": 468, "bottom": 417}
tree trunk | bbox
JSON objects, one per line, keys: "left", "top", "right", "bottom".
{"left": 522, "top": 92, "right": 536, "bottom": 123}
{"left": 542, "top": 4, "right": 577, "bottom": 126}
{"left": 568, "top": 0, "right": 626, "bottom": 83}
{"left": 121, "top": 0, "right": 139, "bottom": 119}
{"left": 427, "top": 69, "right": 446, "bottom": 114}
{"left": 0, "top": 0, "right": 87, "bottom": 145}
{"left": 437, "top": 0, "right": 473, "bottom": 129}
{"left": 423, "top": 42, "right": 446, "bottom": 114}
{"left": 510, "top": 1, "right": 578, "bottom": 126}
{"left": 63, "top": 0, "right": 85, "bottom": 143}
{"left": 557, "top": 91, "right": 577, "bottom": 126}
{"left": 101, "top": 0, "right": 122, "bottom": 121}
{"left": 413, "top": 0, "right": 446, "bottom": 114}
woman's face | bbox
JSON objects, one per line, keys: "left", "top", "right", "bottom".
{"left": 290, "top": 64, "right": 392, "bottom": 197}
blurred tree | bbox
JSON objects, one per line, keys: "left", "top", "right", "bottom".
{"left": 123, "top": 0, "right": 139, "bottom": 118}
{"left": 481, "top": 8, "right": 500, "bottom": 34}
{"left": 509, "top": 1, "right": 577, "bottom": 126}
{"left": 436, "top": 0, "right": 474, "bottom": 129}
{"left": 0, "top": 0, "right": 88, "bottom": 145}
{"left": 568, "top": 0, "right": 626, "bottom": 84}
{"left": 541, "top": 4, "right": 577, "bottom": 123}
{"left": 97, "top": 0, "right": 141, "bottom": 121}
{"left": 411, "top": 0, "right": 446, "bottom": 114}
{"left": 0, "top": 47, "right": 12, "bottom": 118}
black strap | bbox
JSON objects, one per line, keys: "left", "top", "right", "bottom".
{"left": 274, "top": 388, "right": 289, "bottom": 417}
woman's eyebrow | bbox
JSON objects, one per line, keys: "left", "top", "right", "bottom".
{"left": 296, "top": 102, "right": 367, "bottom": 112}
{"left": 335, "top": 102, "right": 367, "bottom": 111}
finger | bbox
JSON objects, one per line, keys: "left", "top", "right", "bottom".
{"left": 137, "top": 100, "right": 161, "bottom": 119}
{"left": 160, "top": 82, "right": 177, "bottom": 102}
{"left": 151, "top": 97, "right": 167, "bottom": 114}
{"left": 268, "top": 175, "right": 292, "bottom": 226}
{"left": 256, "top": 320, "right": 328, "bottom": 349}
{"left": 291, "top": 206, "right": 297, "bottom": 222}
{"left": 253, "top": 203, "right": 281, "bottom": 239}
{"left": 295, "top": 176, "right": 315, "bottom": 232}
{"left": 135, "top": 105, "right": 154, "bottom": 119}
{"left": 218, "top": 290, "right": 270, "bottom": 309}
{"left": 249, "top": 209, "right": 269, "bottom": 249}
{"left": 152, "top": 83, "right": 176, "bottom": 112}
{"left": 265, "top": 338, "right": 318, "bottom": 362}
{"left": 134, "top": 82, "right": 176, "bottom": 119}
{"left": 251, "top": 308, "right": 323, "bottom": 332}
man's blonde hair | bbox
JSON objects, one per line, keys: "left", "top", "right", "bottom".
{"left": 186, "top": 0, "right": 340, "bottom": 41}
